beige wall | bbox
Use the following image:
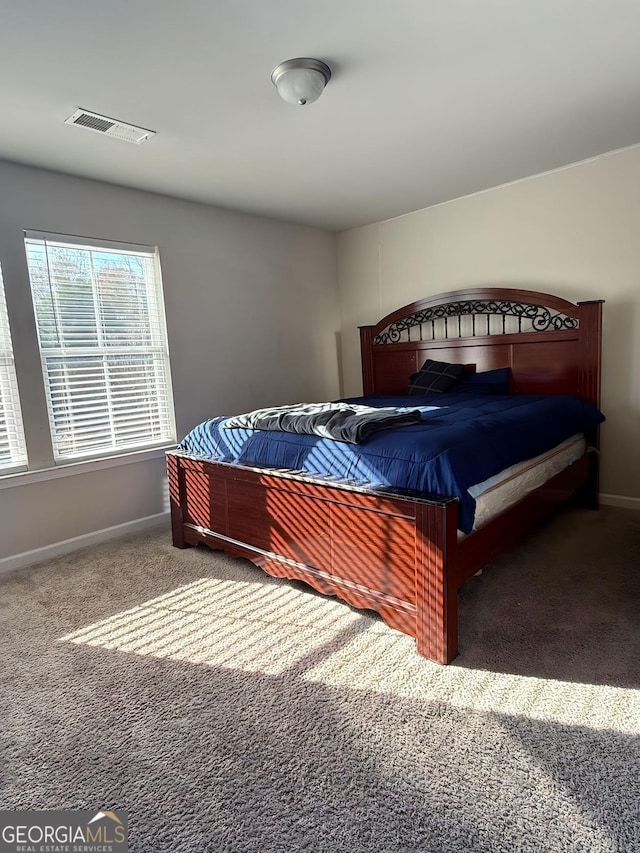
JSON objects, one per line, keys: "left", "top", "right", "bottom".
{"left": 337, "top": 146, "right": 640, "bottom": 502}
{"left": 0, "top": 160, "right": 339, "bottom": 560}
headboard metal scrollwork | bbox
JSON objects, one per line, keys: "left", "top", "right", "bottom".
{"left": 373, "top": 299, "right": 579, "bottom": 345}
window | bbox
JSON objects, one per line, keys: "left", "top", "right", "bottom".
{"left": 25, "top": 232, "right": 175, "bottom": 461}
{"left": 0, "top": 265, "right": 28, "bottom": 471}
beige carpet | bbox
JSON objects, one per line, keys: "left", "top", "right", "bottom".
{"left": 1, "top": 506, "right": 639, "bottom": 852}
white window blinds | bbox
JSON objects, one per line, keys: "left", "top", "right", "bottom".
{"left": 0, "top": 265, "right": 28, "bottom": 471}
{"left": 25, "top": 233, "right": 175, "bottom": 461}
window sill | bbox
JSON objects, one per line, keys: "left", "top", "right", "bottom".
{"left": 0, "top": 445, "right": 176, "bottom": 491}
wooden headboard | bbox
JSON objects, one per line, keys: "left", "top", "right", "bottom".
{"left": 359, "top": 287, "right": 603, "bottom": 408}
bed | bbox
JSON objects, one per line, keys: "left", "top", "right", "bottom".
{"left": 167, "top": 287, "right": 604, "bottom": 664}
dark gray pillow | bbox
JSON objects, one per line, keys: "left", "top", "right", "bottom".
{"left": 407, "top": 359, "right": 466, "bottom": 395}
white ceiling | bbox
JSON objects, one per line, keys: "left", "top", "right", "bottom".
{"left": 2, "top": 0, "right": 640, "bottom": 231}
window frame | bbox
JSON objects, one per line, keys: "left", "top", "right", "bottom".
{"left": 0, "top": 262, "right": 28, "bottom": 474}
{"left": 23, "top": 230, "right": 177, "bottom": 464}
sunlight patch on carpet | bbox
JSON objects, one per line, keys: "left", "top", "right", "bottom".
{"left": 303, "top": 630, "right": 640, "bottom": 736}
{"left": 58, "top": 577, "right": 365, "bottom": 675}
{"left": 58, "top": 576, "right": 640, "bottom": 736}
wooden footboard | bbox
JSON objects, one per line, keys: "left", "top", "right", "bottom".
{"left": 167, "top": 449, "right": 594, "bottom": 664}
{"left": 167, "top": 451, "right": 460, "bottom": 663}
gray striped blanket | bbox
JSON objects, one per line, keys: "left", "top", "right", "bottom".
{"left": 224, "top": 402, "right": 422, "bottom": 444}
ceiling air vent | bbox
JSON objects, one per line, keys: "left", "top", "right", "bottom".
{"left": 64, "top": 109, "right": 155, "bottom": 144}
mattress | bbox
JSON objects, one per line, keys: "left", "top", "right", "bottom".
{"left": 465, "top": 433, "right": 587, "bottom": 533}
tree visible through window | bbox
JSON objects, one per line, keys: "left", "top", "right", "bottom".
{"left": 25, "top": 233, "right": 175, "bottom": 460}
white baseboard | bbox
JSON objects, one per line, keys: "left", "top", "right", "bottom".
{"left": 0, "top": 511, "right": 170, "bottom": 576}
{"left": 599, "top": 493, "right": 640, "bottom": 511}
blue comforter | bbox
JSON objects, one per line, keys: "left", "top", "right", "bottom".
{"left": 179, "top": 393, "right": 604, "bottom": 533}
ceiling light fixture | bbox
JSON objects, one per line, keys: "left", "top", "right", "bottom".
{"left": 271, "top": 58, "right": 331, "bottom": 106}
